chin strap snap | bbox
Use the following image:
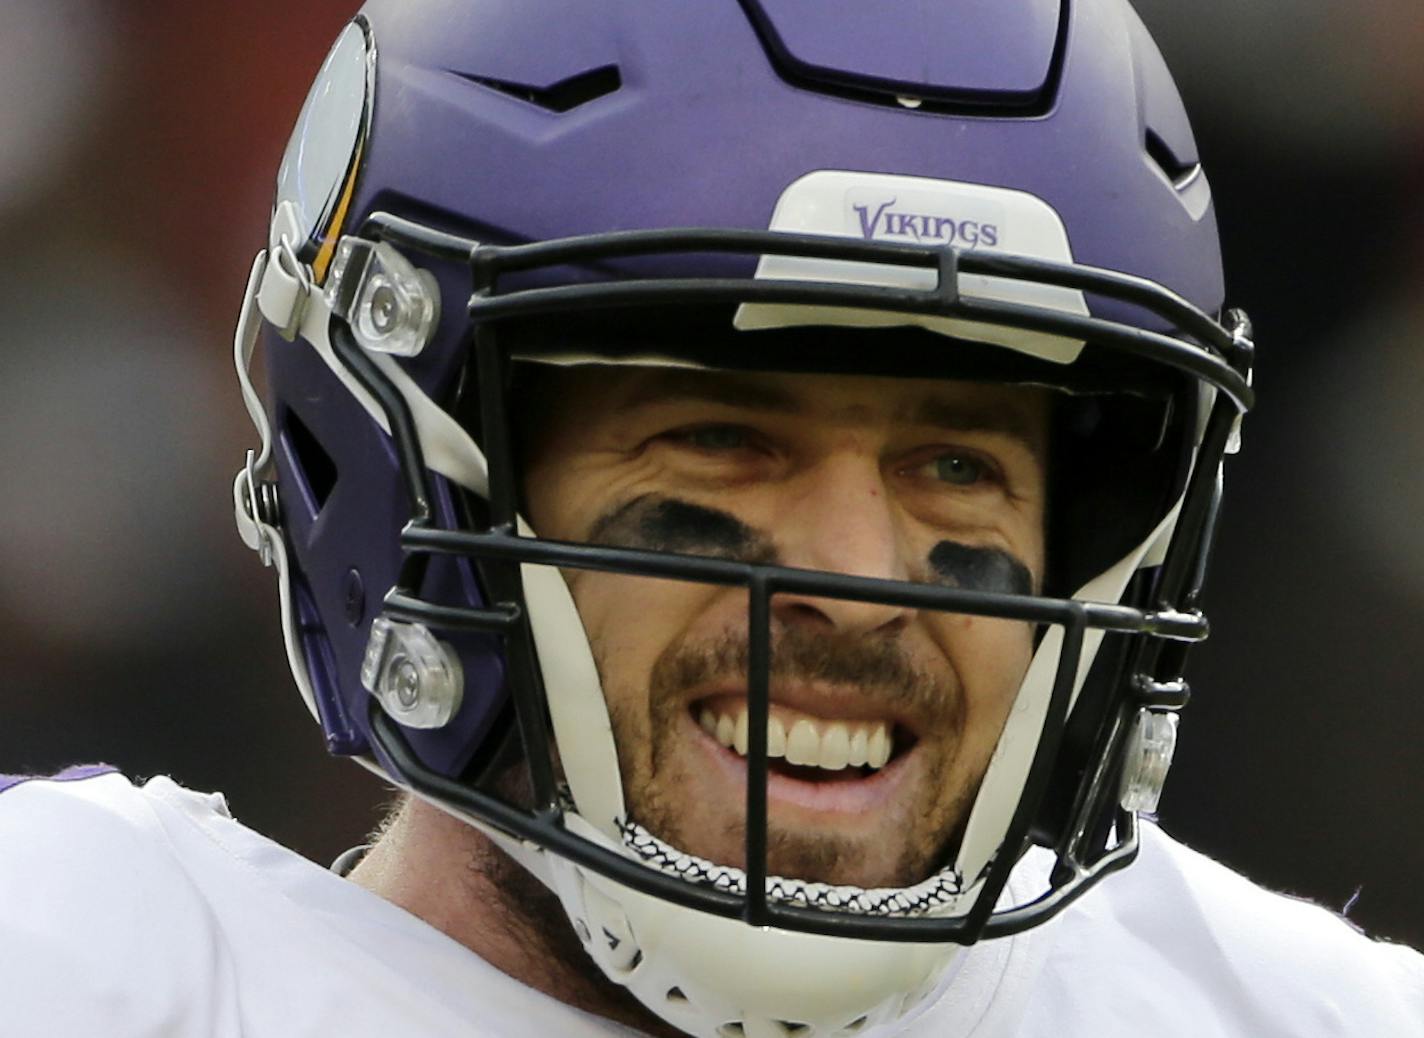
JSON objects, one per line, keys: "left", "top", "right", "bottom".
{"left": 233, "top": 250, "right": 280, "bottom": 560}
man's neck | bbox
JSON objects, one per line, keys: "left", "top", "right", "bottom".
{"left": 347, "top": 797, "right": 682, "bottom": 1037}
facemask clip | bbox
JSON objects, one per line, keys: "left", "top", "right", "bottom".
{"left": 361, "top": 617, "right": 464, "bottom": 728}
{"left": 1119, "top": 708, "right": 1179, "bottom": 814}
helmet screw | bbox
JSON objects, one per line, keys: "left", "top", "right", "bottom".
{"left": 390, "top": 655, "right": 422, "bottom": 708}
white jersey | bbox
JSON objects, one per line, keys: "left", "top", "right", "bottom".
{"left": 0, "top": 770, "right": 1419, "bottom": 1037}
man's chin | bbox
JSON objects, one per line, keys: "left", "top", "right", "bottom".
{"left": 766, "top": 831, "right": 925, "bottom": 888}
{"left": 643, "top": 815, "right": 934, "bottom": 889}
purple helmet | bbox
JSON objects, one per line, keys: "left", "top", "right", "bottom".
{"left": 232, "top": 2, "right": 1252, "bottom": 1035}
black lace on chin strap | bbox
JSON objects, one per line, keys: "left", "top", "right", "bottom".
{"left": 617, "top": 818, "right": 964, "bottom": 917}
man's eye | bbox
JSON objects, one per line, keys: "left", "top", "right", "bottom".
{"left": 674, "top": 425, "right": 751, "bottom": 451}
{"left": 930, "top": 452, "right": 990, "bottom": 486}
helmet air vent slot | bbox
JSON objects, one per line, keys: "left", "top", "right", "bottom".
{"left": 1145, "top": 127, "right": 1202, "bottom": 190}
{"left": 739, "top": 0, "right": 1065, "bottom": 115}
{"left": 459, "top": 64, "right": 622, "bottom": 114}
{"left": 281, "top": 409, "right": 338, "bottom": 517}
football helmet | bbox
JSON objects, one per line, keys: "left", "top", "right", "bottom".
{"left": 233, "top": 3, "right": 1253, "bottom": 1036}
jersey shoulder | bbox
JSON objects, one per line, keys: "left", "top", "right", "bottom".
{"left": 0, "top": 768, "right": 238, "bottom": 1037}
{"left": 1031, "top": 821, "right": 1424, "bottom": 1036}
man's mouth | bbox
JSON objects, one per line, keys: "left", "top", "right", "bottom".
{"left": 675, "top": 690, "right": 934, "bottom": 856}
{"left": 690, "top": 694, "right": 916, "bottom": 781}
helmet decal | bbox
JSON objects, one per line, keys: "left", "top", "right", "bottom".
{"left": 273, "top": 19, "right": 374, "bottom": 280}
{"left": 735, "top": 170, "right": 1090, "bottom": 364}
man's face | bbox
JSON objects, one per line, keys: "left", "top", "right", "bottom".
{"left": 522, "top": 365, "right": 1049, "bottom": 889}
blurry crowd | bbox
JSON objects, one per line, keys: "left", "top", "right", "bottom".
{"left": 2, "top": 1, "right": 1421, "bottom": 946}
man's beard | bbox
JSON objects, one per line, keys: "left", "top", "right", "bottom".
{"left": 602, "top": 622, "right": 970, "bottom": 888}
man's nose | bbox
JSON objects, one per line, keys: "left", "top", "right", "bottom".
{"left": 770, "top": 453, "right": 913, "bottom": 637}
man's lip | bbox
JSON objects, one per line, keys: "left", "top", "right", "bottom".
{"left": 686, "top": 683, "right": 923, "bottom": 738}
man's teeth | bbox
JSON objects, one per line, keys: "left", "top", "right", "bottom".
{"left": 699, "top": 706, "right": 892, "bottom": 771}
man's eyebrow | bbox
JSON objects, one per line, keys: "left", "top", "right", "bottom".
{"left": 905, "top": 397, "right": 1045, "bottom": 455}
{"left": 611, "top": 370, "right": 1044, "bottom": 454}
{"left": 612, "top": 371, "right": 803, "bottom": 415}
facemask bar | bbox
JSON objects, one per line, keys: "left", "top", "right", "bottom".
{"left": 322, "top": 211, "right": 1253, "bottom": 944}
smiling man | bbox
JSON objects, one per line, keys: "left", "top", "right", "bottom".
{"left": 519, "top": 368, "right": 1048, "bottom": 890}
{"left": 3, "top": 1, "right": 1423, "bottom": 1036}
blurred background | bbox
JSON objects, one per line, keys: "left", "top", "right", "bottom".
{"left": 1, "top": 2, "right": 1420, "bottom": 949}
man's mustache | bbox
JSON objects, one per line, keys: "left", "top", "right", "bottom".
{"left": 649, "top": 624, "right": 955, "bottom": 727}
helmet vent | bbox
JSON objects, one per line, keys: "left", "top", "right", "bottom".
{"left": 738, "top": 0, "right": 1067, "bottom": 116}
{"left": 459, "top": 64, "right": 621, "bottom": 114}
{"left": 1145, "top": 127, "right": 1201, "bottom": 190}
{"left": 281, "top": 409, "right": 338, "bottom": 517}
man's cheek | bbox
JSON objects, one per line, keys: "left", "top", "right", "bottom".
{"left": 576, "top": 571, "right": 717, "bottom": 692}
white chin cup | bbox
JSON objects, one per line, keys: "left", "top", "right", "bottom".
{"left": 538, "top": 816, "right": 960, "bottom": 1038}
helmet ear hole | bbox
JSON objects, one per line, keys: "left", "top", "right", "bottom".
{"left": 280, "top": 408, "right": 339, "bottom": 517}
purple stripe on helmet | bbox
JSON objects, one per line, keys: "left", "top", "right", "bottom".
{"left": 0, "top": 763, "right": 119, "bottom": 794}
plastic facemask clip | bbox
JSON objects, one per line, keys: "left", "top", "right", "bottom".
{"left": 1119, "top": 708, "right": 1179, "bottom": 814}
{"left": 325, "top": 237, "right": 440, "bottom": 357}
{"left": 361, "top": 617, "right": 464, "bottom": 729}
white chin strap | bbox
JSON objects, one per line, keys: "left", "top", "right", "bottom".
{"left": 954, "top": 500, "right": 1181, "bottom": 883}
